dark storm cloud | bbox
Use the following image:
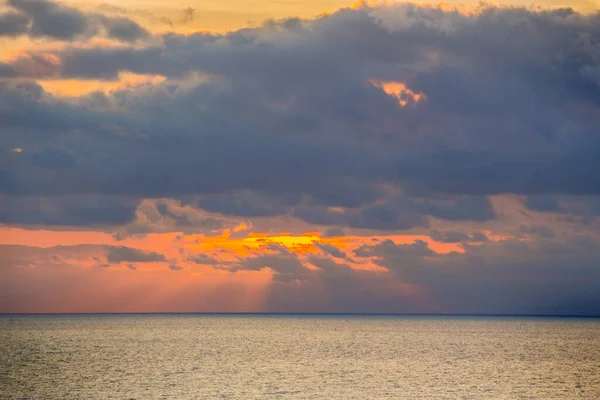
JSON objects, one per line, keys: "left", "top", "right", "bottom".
{"left": 105, "top": 246, "right": 166, "bottom": 263}
{"left": 2, "top": 4, "right": 600, "bottom": 227}
{"left": 1, "top": 0, "right": 148, "bottom": 41}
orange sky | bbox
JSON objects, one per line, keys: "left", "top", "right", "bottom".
{"left": 0, "top": 222, "right": 467, "bottom": 313}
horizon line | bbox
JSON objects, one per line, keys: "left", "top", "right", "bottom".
{"left": 2, "top": 312, "right": 599, "bottom": 318}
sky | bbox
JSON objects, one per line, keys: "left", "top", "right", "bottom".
{"left": 1, "top": 0, "right": 600, "bottom": 315}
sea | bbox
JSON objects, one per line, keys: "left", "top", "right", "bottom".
{"left": 1, "top": 314, "right": 599, "bottom": 399}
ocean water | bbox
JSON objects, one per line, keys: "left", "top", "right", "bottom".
{"left": 1, "top": 315, "right": 599, "bottom": 399}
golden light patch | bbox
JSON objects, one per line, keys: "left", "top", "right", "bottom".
{"left": 370, "top": 80, "right": 426, "bottom": 106}
{"left": 10, "top": 148, "right": 23, "bottom": 153}
{"left": 1, "top": 38, "right": 121, "bottom": 63}
{"left": 351, "top": 0, "right": 371, "bottom": 8}
{"left": 38, "top": 72, "right": 167, "bottom": 97}
{"left": 187, "top": 232, "right": 324, "bottom": 257}
{"left": 185, "top": 230, "right": 465, "bottom": 262}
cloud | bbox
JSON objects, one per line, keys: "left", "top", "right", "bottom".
{"left": 1, "top": 0, "right": 149, "bottom": 42}
{"left": 2, "top": 225, "right": 600, "bottom": 315}
{"left": 523, "top": 195, "right": 600, "bottom": 217}
{"left": 315, "top": 242, "right": 346, "bottom": 258}
{"left": 523, "top": 195, "right": 564, "bottom": 212}
{"left": 0, "top": 10, "right": 29, "bottom": 36}
{"left": 95, "top": 15, "right": 150, "bottom": 42}
{"left": 294, "top": 195, "right": 496, "bottom": 231}
{"left": 430, "top": 230, "right": 489, "bottom": 243}
{"left": 0, "top": 195, "right": 138, "bottom": 226}
{"left": 189, "top": 253, "right": 221, "bottom": 265}
{"left": 520, "top": 224, "right": 556, "bottom": 239}
{"left": 195, "top": 191, "right": 298, "bottom": 218}
{"left": 111, "top": 199, "right": 247, "bottom": 239}
{"left": 1, "top": 4, "right": 600, "bottom": 230}
{"left": 235, "top": 252, "right": 311, "bottom": 282}
{"left": 354, "top": 239, "right": 435, "bottom": 259}
{"left": 104, "top": 246, "right": 166, "bottom": 263}
{"left": 322, "top": 227, "right": 345, "bottom": 238}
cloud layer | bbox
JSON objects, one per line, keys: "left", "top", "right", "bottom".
{"left": 2, "top": 4, "right": 600, "bottom": 227}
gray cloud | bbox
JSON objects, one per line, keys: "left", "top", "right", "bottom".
{"left": 520, "top": 224, "right": 556, "bottom": 239}
{"left": 523, "top": 195, "right": 564, "bottom": 212}
{"left": 319, "top": 235, "right": 600, "bottom": 315}
{"left": 195, "top": 191, "right": 298, "bottom": 218}
{"left": 315, "top": 243, "right": 346, "bottom": 258}
{"left": 354, "top": 239, "right": 435, "bottom": 259}
{"left": 155, "top": 200, "right": 230, "bottom": 231}
{"left": 523, "top": 195, "right": 600, "bottom": 217}
{"left": 2, "top": 0, "right": 148, "bottom": 41}
{"left": 255, "top": 231, "right": 599, "bottom": 315}
{"left": 294, "top": 195, "right": 495, "bottom": 231}
{"left": 1, "top": 4, "right": 600, "bottom": 229}
{"left": 430, "top": 230, "right": 489, "bottom": 243}
{"left": 234, "top": 253, "right": 311, "bottom": 282}
{"left": 104, "top": 246, "right": 166, "bottom": 263}
{"left": 189, "top": 254, "right": 221, "bottom": 265}
{"left": 322, "top": 227, "right": 345, "bottom": 238}
{"left": 96, "top": 15, "right": 149, "bottom": 42}
{"left": 0, "top": 195, "right": 138, "bottom": 226}
{"left": 0, "top": 10, "right": 29, "bottom": 36}
{"left": 108, "top": 199, "right": 245, "bottom": 239}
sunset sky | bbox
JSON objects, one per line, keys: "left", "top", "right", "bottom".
{"left": 1, "top": 0, "right": 600, "bottom": 314}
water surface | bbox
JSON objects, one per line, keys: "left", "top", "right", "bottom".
{"left": 1, "top": 315, "right": 599, "bottom": 399}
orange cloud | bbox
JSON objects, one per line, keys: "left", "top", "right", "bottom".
{"left": 370, "top": 80, "right": 426, "bottom": 106}
{"left": 0, "top": 226, "right": 463, "bottom": 258}
{"left": 0, "top": 223, "right": 508, "bottom": 313}
{"left": 37, "top": 72, "right": 167, "bottom": 97}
